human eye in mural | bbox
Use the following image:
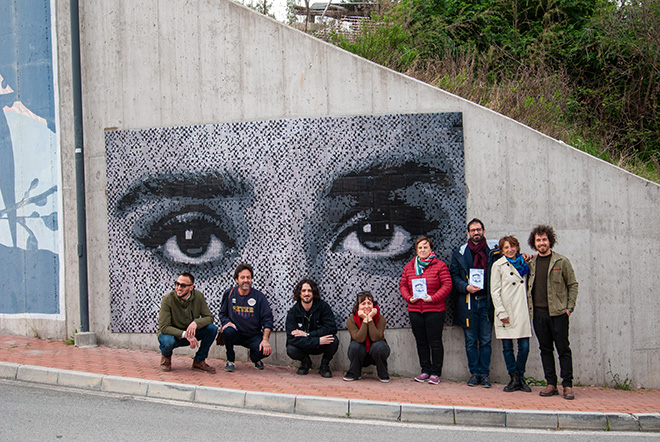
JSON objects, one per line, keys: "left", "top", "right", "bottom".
{"left": 106, "top": 114, "right": 465, "bottom": 333}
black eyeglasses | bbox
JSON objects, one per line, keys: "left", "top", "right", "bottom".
{"left": 174, "top": 281, "right": 193, "bottom": 288}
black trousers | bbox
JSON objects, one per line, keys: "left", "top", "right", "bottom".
{"left": 409, "top": 311, "right": 445, "bottom": 377}
{"left": 346, "top": 340, "right": 390, "bottom": 379}
{"left": 533, "top": 309, "right": 573, "bottom": 387}
{"left": 286, "top": 337, "right": 339, "bottom": 363}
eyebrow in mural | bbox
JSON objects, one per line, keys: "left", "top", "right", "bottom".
{"left": 106, "top": 113, "right": 465, "bottom": 333}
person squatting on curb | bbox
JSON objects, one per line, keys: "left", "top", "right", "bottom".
{"left": 218, "top": 263, "right": 274, "bottom": 372}
{"left": 343, "top": 291, "right": 391, "bottom": 383}
{"left": 285, "top": 278, "right": 339, "bottom": 378}
{"left": 157, "top": 272, "right": 218, "bottom": 373}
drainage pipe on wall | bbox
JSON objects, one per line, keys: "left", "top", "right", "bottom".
{"left": 69, "top": 0, "right": 90, "bottom": 334}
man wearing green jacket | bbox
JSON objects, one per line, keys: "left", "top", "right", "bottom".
{"left": 158, "top": 272, "right": 218, "bottom": 373}
{"left": 527, "top": 225, "right": 579, "bottom": 400}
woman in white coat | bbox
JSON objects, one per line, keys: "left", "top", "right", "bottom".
{"left": 490, "top": 235, "right": 533, "bottom": 392}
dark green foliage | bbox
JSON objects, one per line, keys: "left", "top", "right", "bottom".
{"left": 321, "top": 0, "right": 660, "bottom": 181}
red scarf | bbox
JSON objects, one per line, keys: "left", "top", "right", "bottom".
{"left": 353, "top": 305, "right": 380, "bottom": 353}
{"left": 468, "top": 238, "right": 488, "bottom": 270}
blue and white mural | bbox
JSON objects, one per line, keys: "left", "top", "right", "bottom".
{"left": 0, "top": 0, "right": 61, "bottom": 315}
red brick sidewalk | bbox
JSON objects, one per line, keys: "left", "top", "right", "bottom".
{"left": 1, "top": 334, "right": 658, "bottom": 414}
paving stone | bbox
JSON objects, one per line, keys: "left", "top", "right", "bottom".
{"left": 101, "top": 375, "right": 149, "bottom": 396}
{"left": 0, "top": 362, "right": 19, "bottom": 380}
{"left": 400, "top": 403, "right": 454, "bottom": 425}
{"left": 636, "top": 413, "right": 660, "bottom": 432}
{"left": 506, "top": 409, "right": 558, "bottom": 430}
{"left": 195, "top": 386, "right": 246, "bottom": 407}
{"left": 57, "top": 370, "right": 103, "bottom": 390}
{"left": 147, "top": 380, "right": 196, "bottom": 401}
{"left": 16, "top": 365, "right": 58, "bottom": 385}
{"left": 558, "top": 411, "right": 608, "bottom": 431}
{"left": 606, "top": 413, "right": 640, "bottom": 431}
{"left": 245, "top": 391, "right": 296, "bottom": 413}
{"left": 349, "top": 399, "right": 400, "bottom": 421}
{"left": 455, "top": 406, "right": 506, "bottom": 427}
{"left": 295, "top": 395, "right": 348, "bottom": 418}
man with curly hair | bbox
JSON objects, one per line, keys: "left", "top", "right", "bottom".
{"left": 527, "top": 225, "right": 579, "bottom": 400}
{"left": 285, "top": 278, "right": 339, "bottom": 377}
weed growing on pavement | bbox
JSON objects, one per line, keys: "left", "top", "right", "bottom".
{"left": 65, "top": 329, "right": 78, "bottom": 346}
{"left": 607, "top": 359, "right": 631, "bottom": 390}
{"left": 524, "top": 376, "right": 546, "bottom": 386}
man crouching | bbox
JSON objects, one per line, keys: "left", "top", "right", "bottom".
{"left": 157, "top": 272, "right": 218, "bottom": 373}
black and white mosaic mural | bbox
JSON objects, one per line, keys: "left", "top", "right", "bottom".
{"left": 106, "top": 113, "right": 466, "bottom": 332}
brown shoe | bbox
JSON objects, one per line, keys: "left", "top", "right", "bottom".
{"left": 192, "top": 360, "right": 216, "bottom": 374}
{"left": 563, "top": 386, "right": 575, "bottom": 400}
{"left": 539, "top": 385, "right": 559, "bottom": 397}
{"left": 160, "top": 356, "right": 171, "bottom": 372}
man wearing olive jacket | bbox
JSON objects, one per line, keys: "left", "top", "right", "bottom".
{"left": 158, "top": 272, "right": 218, "bottom": 373}
{"left": 527, "top": 225, "right": 579, "bottom": 400}
{"left": 285, "top": 278, "right": 339, "bottom": 378}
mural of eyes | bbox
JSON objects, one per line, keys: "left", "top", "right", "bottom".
{"left": 136, "top": 208, "right": 237, "bottom": 266}
{"left": 330, "top": 203, "right": 437, "bottom": 260}
{"left": 331, "top": 210, "right": 411, "bottom": 259}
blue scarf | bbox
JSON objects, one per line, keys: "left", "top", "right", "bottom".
{"left": 506, "top": 254, "right": 529, "bottom": 277}
{"left": 414, "top": 252, "right": 436, "bottom": 275}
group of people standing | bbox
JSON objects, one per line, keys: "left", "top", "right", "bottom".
{"left": 157, "top": 219, "right": 578, "bottom": 400}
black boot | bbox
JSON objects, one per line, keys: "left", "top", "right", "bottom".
{"left": 518, "top": 374, "right": 532, "bottom": 392}
{"left": 297, "top": 356, "right": 312, "bottom": 375}
{"left": 503, "top": 373, "right": 517, "bottom": 392}
{"left": 319, "top": 359, "right": 332, "bottom": 378}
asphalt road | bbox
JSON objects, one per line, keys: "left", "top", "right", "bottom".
{"left": 0, "top": 380, "right": 656, "bottom": 441}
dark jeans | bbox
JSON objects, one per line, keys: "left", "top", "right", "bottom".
{"left": 346, "top": 340, "right": 390, "bottom": 379}
{"left": 158, "top": 323, "right": 218, "bottom": 363}
{"left": 533, "top": 309, "right": 573, "bottom": 387}
{"left": 409, "top": 311, "right": 445, "bottom": 376}
{"left": 222, "top": 326, "right": 269, "bottom": 363}
{"left": 286, "top": 337, "right": 339, "bottom": 363}
{"left": 501, "top": 337, "right": 530, "bottom": 375}
{"left": 462, "top": 297, "right": 492, "bottom": 376}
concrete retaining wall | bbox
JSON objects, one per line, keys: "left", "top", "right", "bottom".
{"left": 2, "top": 0, "right": 658, "bottom": 389}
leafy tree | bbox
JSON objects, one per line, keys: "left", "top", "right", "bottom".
{"left": 320, "top": 0, "right": 660, "bottom": 180}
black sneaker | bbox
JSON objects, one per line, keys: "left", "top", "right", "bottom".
{"left": 224, "top": 361, "right": 235, "bottom": 372}
{"left": 297, "top": 356, "right": 311, "bottom": 375}
{"left": 467, "top": 374, "right": 480, "bottom": 387}
{"left": 254, "top": 360, "right": 264, "bottom": 370}
{"left": 319, "top": 363, "right": 332, "bottom": 378}
{"left": 481, "top": 375, "right": 492, "bottom": 388}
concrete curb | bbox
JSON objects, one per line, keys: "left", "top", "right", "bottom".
{"left": 1, "top": 362, "right": 658, "bottom": 432}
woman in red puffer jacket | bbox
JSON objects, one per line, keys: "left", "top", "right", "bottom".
{"left": 399, "top": 236, "right": 452, "bottom": 385}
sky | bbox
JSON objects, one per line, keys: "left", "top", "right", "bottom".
{"left": 271, "top": 0, "right": 289, "bottom": 22}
